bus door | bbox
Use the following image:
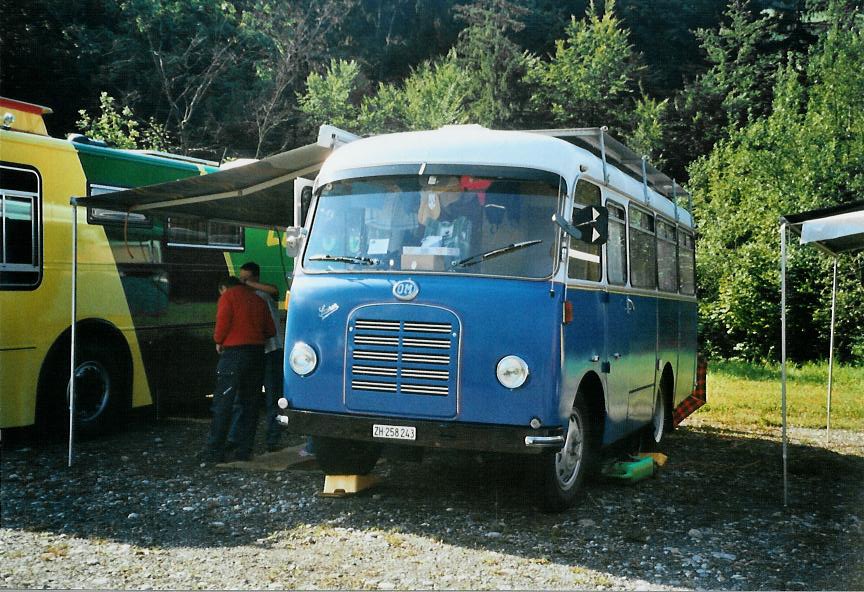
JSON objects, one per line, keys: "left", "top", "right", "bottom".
{"left": 601, "top": 199, "right": 633, "bottom": 440}
{"left": 623, "top": 205, "right": 659, "bottom": 431}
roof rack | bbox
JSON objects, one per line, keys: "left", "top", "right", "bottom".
{"left": 528, "top": 128, "right": 692, "bottom": 215}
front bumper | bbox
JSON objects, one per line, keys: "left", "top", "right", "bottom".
{"left": 280, "top": 409, "right": 564, "bottom": 455}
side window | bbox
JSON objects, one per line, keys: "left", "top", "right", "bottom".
{"left": 567, "top": 180, "right": 601, "bottom": 281}
{"left": 657, "top": 218, "right": 678, "bottom": 292}
{"left": 678, "top": 229, "right": 696, "bottom": 295}
{"left": 167, "top": 217, "right": 244, "bottom": 250}
{"left": 0, "top": 164, "right": 42, "bottom": 289}
{"left": 606, "top": 200, "right": 627, "bottom": 285}
{"left": 629, "top": 206, "right": 656, "bottom": 289}
{"left": 88, "top": 184, "right": 150, "bottom": 226}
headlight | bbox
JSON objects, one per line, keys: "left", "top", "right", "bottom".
{"left": 289, "top": 342, "right": 318, "bottom": 376}
{"left": 496, "top": 355, "right": 529, "bottom": 389}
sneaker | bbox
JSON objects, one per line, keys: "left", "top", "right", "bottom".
{"left": 298, "top": 448, "right": 314, "bottom": 458}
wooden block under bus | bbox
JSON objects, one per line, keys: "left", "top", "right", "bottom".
{"left": 321, "top": 474, "right": 380, "bottom": 497}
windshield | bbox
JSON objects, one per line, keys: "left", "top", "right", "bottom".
{"left": 302, "top": 173, "right": 563, "bottom": 278}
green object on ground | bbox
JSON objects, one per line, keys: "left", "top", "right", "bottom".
{"left": 602, "top": 456, "right": 654, "bottom": 482}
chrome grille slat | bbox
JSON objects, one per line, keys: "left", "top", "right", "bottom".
{"left": 353, "top": 365, "right": 399, "bottom": 377}
{"left": 355, "top": 335, "right": 400, "bottom": 346}
{"left": 355, "top": 320, "right": 400, "bottom": 331}
{"left": 352, "top": 380, "right": 398, "bottom": 392}
{"left": 354, "top": 350, "right": 399, "bottom": 361}
{"left": 403, "top": 322, "right": 452, "bottom": 333}
{"left": 402, "top": 338, "right": 450, "bottom": 349}
{"left": 402, "top": 353, "right": 449, "bottom": 364}
{"left": 400, "top": 383, "right": 449, "bottom": 396}
{"left": 401, "top": 368, "right": 449, "bottom": 380}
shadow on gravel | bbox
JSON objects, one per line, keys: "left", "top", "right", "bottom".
{"left": 2, "top": 419, "right": 862, "bottom": 590}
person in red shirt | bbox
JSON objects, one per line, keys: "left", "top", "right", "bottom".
{"left": 201, "top": 276, "right": 275, "bottom": 463}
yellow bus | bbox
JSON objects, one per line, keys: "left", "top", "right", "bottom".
{"left": 0, "top": 98, "right": 290, "bottom": 436}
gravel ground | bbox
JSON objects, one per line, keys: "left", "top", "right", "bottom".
{"left": 1, "top": 416, "right": 863, "bottom": 590}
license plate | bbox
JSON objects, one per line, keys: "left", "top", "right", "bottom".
{"left": 372, "top": 424, "right": 416, "bottom": 441}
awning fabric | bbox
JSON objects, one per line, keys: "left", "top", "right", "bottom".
{"left": 70, "top": 125, "right": 357, "bottom": 228}
{"left": 780, "top": 200, "right": 864, "bottom": 255}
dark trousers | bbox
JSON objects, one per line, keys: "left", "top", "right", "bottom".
{"left": 207, "top": 345, "right": 264, "bottom": 459}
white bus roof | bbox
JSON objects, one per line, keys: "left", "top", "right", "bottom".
{"left": 318, "top": 125, "right": 693, "bottom": 228}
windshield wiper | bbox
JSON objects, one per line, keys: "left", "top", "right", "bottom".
{"left": 308, "top": 254, "right": 378, "bottom": 266}
{"left": 451, "top": 240, "right": 543, "bottom": 269}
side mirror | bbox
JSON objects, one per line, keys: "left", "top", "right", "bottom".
{"left": 284, "top": 226, "right": 307, "bottom": 258}
{"left": 553, "top": 205, "right": 608, "bottom": 245}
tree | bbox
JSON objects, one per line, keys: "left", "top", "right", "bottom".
{"left": 689, "top": 7, "right": 864, "bottom": 363}
{"left": 452, "top": 0, "right": 529, "bottom": 127}
{"left": 663, "top": 0, "right": 813, "bottom": 180}
{"left": 240, "top": 1, "right": 353, "bottom": 157}
{"left": 76, "top": 92, "right": 170, "bottom": 150}
{"left": 523, "top": 0, "right": 640, "bottom": 130}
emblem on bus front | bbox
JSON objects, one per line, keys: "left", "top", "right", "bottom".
{"left": 392, "top": 279, "right": 419, "bottom": 301}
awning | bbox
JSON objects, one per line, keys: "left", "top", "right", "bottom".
{"left": 70, "top": 125, "right": 358, "bottom": 228}
{"left": 780, "top": 200, "right": 864, "bottom": 256}
{"left": 778, "top": 198, "right": 864, "bottom": 507}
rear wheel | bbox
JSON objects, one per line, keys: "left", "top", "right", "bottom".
{"left": 38, "top": 340, "right": 131, "bottom": 438}
{"left": 641, "top": 382, "right": 670, "bottom": 451}
{"left": 312, "top": 436, "right": 381, "bottom": 475}
{"left": 537, "top": 393, "right": 597, "bottom": 512}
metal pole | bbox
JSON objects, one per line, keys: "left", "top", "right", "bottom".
{"left": 780, "top": 223, "right": 788, "bottom": 507}
{"left": 827, "top": 257, "right": 838, "bottom": 440}
{"left": 69, "top": 205, "right": 78, "bottom": 467}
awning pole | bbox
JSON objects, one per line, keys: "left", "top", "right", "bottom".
{"left": 69, "top": 205, "right": 78, "bottom": 467}
{"left": 780, "top": 223, "right": 788, "bottom": 507}
{"left": 826, "top": 257, "right": 838, "bottom": 440}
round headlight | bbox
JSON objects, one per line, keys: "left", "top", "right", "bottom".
{"left": 289, "top": 342, "right": 318, "bottom": 376}
{"left": 496, "top": 355, "right": 529, "bottom": 389}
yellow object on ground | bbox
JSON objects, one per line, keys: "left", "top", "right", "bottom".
{"left": 636, "top": 452, "right": 669, "bottom": 467}
{"left": 321, "top": 474, "right": 380, "bottom": 496}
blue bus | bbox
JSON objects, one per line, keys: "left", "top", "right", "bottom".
{"left": 280, "top": 126, "right": 698, "bottom": 510}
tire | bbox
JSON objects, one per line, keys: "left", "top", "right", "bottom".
{"left": 536, "top": 393, "right": 597, "bottom": 512}
{"left": 640, "top": 382, "right": 670, "bottom": 452}
{"left": 312, "top": 436, "right": 381, "bottom": 475}
{"left": 37, "top": 340, "right": 131, "bottom": 438}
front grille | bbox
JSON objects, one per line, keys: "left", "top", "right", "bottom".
{"left": 350, "top": 318, "right": 455, "bottom": 397}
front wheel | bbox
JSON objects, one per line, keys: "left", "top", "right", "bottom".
{"left": 536, "top": 394, "right": 597, "bottom": 512}
{"left": 312, "top": 436, "right": 381, "bottom": 475}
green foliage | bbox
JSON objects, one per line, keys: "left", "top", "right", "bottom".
{"left": 452, "top": 0, "right": 529, "bottom": 127}
{"left": 690, "top": 13, "right": 864, "bottom": 364}
{"left": 523, "top": 0, "right": 640, "bottom": 129}
{"left": 76, "top": 92, "right": 170, "bottom": 150}
{"left": 663, "top": 0, "right": 811, "bottom": 179}
{"left": 623, "top": 93, "right": 668, "bottom": 163}
{"left": 299, "top": 53, "right": 472, "bottom": 134}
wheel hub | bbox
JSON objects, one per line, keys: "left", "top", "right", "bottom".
{"left": 67, "top": 361, "right": 111, "bottom": 423}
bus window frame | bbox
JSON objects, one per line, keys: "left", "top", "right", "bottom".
{"left": 166, "top": 217, "right": 246, "bottom": 252}
{"left": 677, "top": 227, "right": 696, "bottom": 296}
{"left": 567, "top": 179, "right": 603, "bottom": 283}
{"left": 604, "top": 197, "right": 628, "bottom": 287}
{"left": 0, "top": 163, "right": 42, "bottom": 290}
{"left": 628, "top": 204, "right": 657, "bottom": 290}
{"left": 656, "top": 215, "right": 679, "bottom": 293}
{"left": 87, "top": 184, "right": 152, "bottom": 228}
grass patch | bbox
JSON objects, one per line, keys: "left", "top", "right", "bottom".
{"left": 699, "top": 360, "right": 864, "bottom": 430}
